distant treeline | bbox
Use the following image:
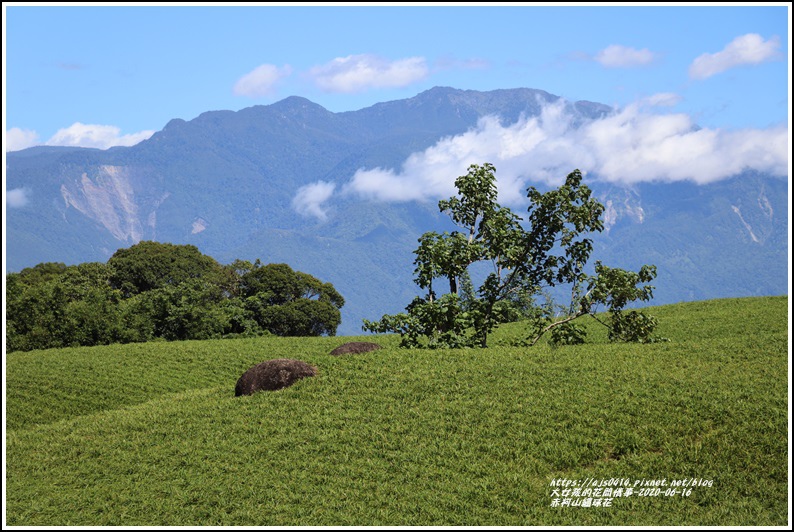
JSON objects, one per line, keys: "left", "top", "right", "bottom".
{"left": 6, "top": 241, "right": 344, "bottom": 352}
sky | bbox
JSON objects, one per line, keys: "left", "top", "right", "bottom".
{"left": 2, "top": 2, "right": 791, "bottom": 207}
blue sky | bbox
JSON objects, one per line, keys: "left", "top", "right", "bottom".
{"left": 3, "top": 3, "right": 789, "bottom": 152}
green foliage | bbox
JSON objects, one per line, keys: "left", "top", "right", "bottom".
{"left": 583, "top": 262, "right": 663, "bottom": 344}
{"left": 5, "top": 262, "right": 124, "bottom": 351}
{"left": 606, "top": 310, "right": 661, "bottom": 343}
{"left": 548, "top": 321, "right": 587, "bottom": 346}
{"left": 255, "top": 298, "right": 342, "bottom": 337}
{"left": 588, "top": 262, "right": 657, "bottom": 310}
{"left": 241, "top": 262, "right": 344, "bottom": 336}
{"left": 525, "top": 261, "right": 663, "bottom": 346}
{"left": 15, "top": 261, "right": 69, "bottom": 285}
{"left": 364, "top": 163, "right": 659, "bottom": 348}
{"left": 131, "top": 279, "right": 231, "bottom": 341}
{"left": 6, "top": 243, "right": 345, "bottom": 352}
{"left": 108, "top": 241, "right": 225, "bottom": 296}
{"left": 364, "top": 293, "right": 473, "bottom": 348}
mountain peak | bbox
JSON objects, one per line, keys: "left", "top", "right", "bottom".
{"left": 268, "top": 95, "right": 331, "bottom": 115}
{"left": 6, "top": 86, "right": 786, "bottom": 337}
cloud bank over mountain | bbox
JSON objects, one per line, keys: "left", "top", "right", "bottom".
{"left": 5, "top": 123, "right": 156, "bottom": 152}
{"left": 295, "top": 95, "right": 788, "bottom": 219}
{"left": 5, "top": 128, "right": 40, "bottom": 152}
{"left": 46, "top": 123, "right": 156, "bottom": 150}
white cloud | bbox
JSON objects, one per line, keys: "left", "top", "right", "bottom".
{"left": 689, "top": 33, "right": 781, "bottom": 80}
{"left": 594, "top": 45, "right": 655, "bottom": 68}
{"left": 642, "top": 92, "right": 682, "bottom": 107}
{"left": 234, "top": 64, "right": 293, "bottom": 97}
{"left": 6, "top": 187, "right": 31, "bottom": 208}
{"left": 45, "top": 123, "right": 155, "bottom": 149}
{"left": 308, "top": 54, "right": 428, "bottom": 93}
{"left": 5, "top": 128, "right": 40, "bottom": 152}
{"left": 342, "top": 113, "right": 550, "bottom": 206}
{"left": 335, "top": 98, "right": 788, "bottom": 207}
{"left": 580, "top": 106, "right": 787, "bottom": 184}
{"left": 292, "top": 181, "right": 336, "bottom": 221}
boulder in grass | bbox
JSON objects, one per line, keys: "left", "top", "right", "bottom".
{"left": 235, "top": 358, "right": 317, "bottom": 396}
{"left": 329, "top": 341, "right": 382, "bottom": 356}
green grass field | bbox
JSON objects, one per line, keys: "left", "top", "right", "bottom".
{"left": 5, "top": 296, "right": 789, "bottom": 526}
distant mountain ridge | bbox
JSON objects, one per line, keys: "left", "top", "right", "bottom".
{"left": 5, "top": 86, "right": 788, "bottom": 334}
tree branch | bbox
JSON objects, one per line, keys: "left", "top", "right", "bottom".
{"left": 529, "top": 310, "right": 587, "bottom": 346}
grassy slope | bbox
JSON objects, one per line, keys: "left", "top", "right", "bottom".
{"left": 5, "top": 296, "right": 789, "bottom": 526}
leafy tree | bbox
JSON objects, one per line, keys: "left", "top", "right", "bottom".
{"left": 241, "top": 263, "right": 302, "bottom": 304}
{"left": 6, "top": 262, "right": 125, "bottom": 350}
{"left": 254, "top": 298, "right": 342, "bottom": 337}
{"left": 14, "top": 262, "right": 68, "bottom": 286}
{"left": 242, "top": 263, "right": 344, "bottom": 336}
{"left": 108, "top": 241, "right": 224, "bottom": 296}
{"left": 221, "top": 259, "right": 260, "bottom": 298}
{"left": 6, "top": 272, "right": 70, "bottom": 351}
{"left": 364, "top": 163, "right": 659, "bottom": 348}
{"left": 130, "top": 279, "right": 231, "bottom": 341}
{"left": 61, "top": 286, "right": 124, "bottom": 347}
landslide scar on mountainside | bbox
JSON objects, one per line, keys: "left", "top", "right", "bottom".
{"left": 60, "top": 165, "right": 145, "bottom": 243}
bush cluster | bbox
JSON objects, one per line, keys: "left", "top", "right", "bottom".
{"left": 6, "top": 241, "right": 344, "bottom": 352}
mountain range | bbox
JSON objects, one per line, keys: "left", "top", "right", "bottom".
{"left": 5, "top": 87, "right": 788, "bottom": 335}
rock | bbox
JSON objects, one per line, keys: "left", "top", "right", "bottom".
{"left": 234, "top": 358, "right": 317, "bottom": 396}
{"left": 329, "top": 341, "right": 382, "bottom": 356}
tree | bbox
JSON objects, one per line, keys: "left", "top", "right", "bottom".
{"left": 108, "top": 241, "right": 224, "bottom": 296}
{"left": 6, "top": 262, "right": 125, "bottom": 350}
{"left": 130, "top": 279, "right": 231, "bottom": 341}
{"left": 14, "top": 262, "right": 68, "bottom": 286}
{"left": 363, "top": 163, "right": 659, "bottom": 348}
{"left": 242, "top": 263, "right": 344, "bottom": 336}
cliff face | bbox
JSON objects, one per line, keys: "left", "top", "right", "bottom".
{"left": 56, "top": 163, "right": 180, "bottom": 247}
{"left": 601, "top": 187, "right": 645, "bottom": 234}
{"left": 729, "top": 185, "right": 776, "bottom": 244}
{"left": 60, "top": 165, "right": 143, "bottom": 243}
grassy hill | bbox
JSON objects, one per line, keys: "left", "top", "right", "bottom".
{"left": 5, "top": 296, "right": 789, "bottom": 526}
